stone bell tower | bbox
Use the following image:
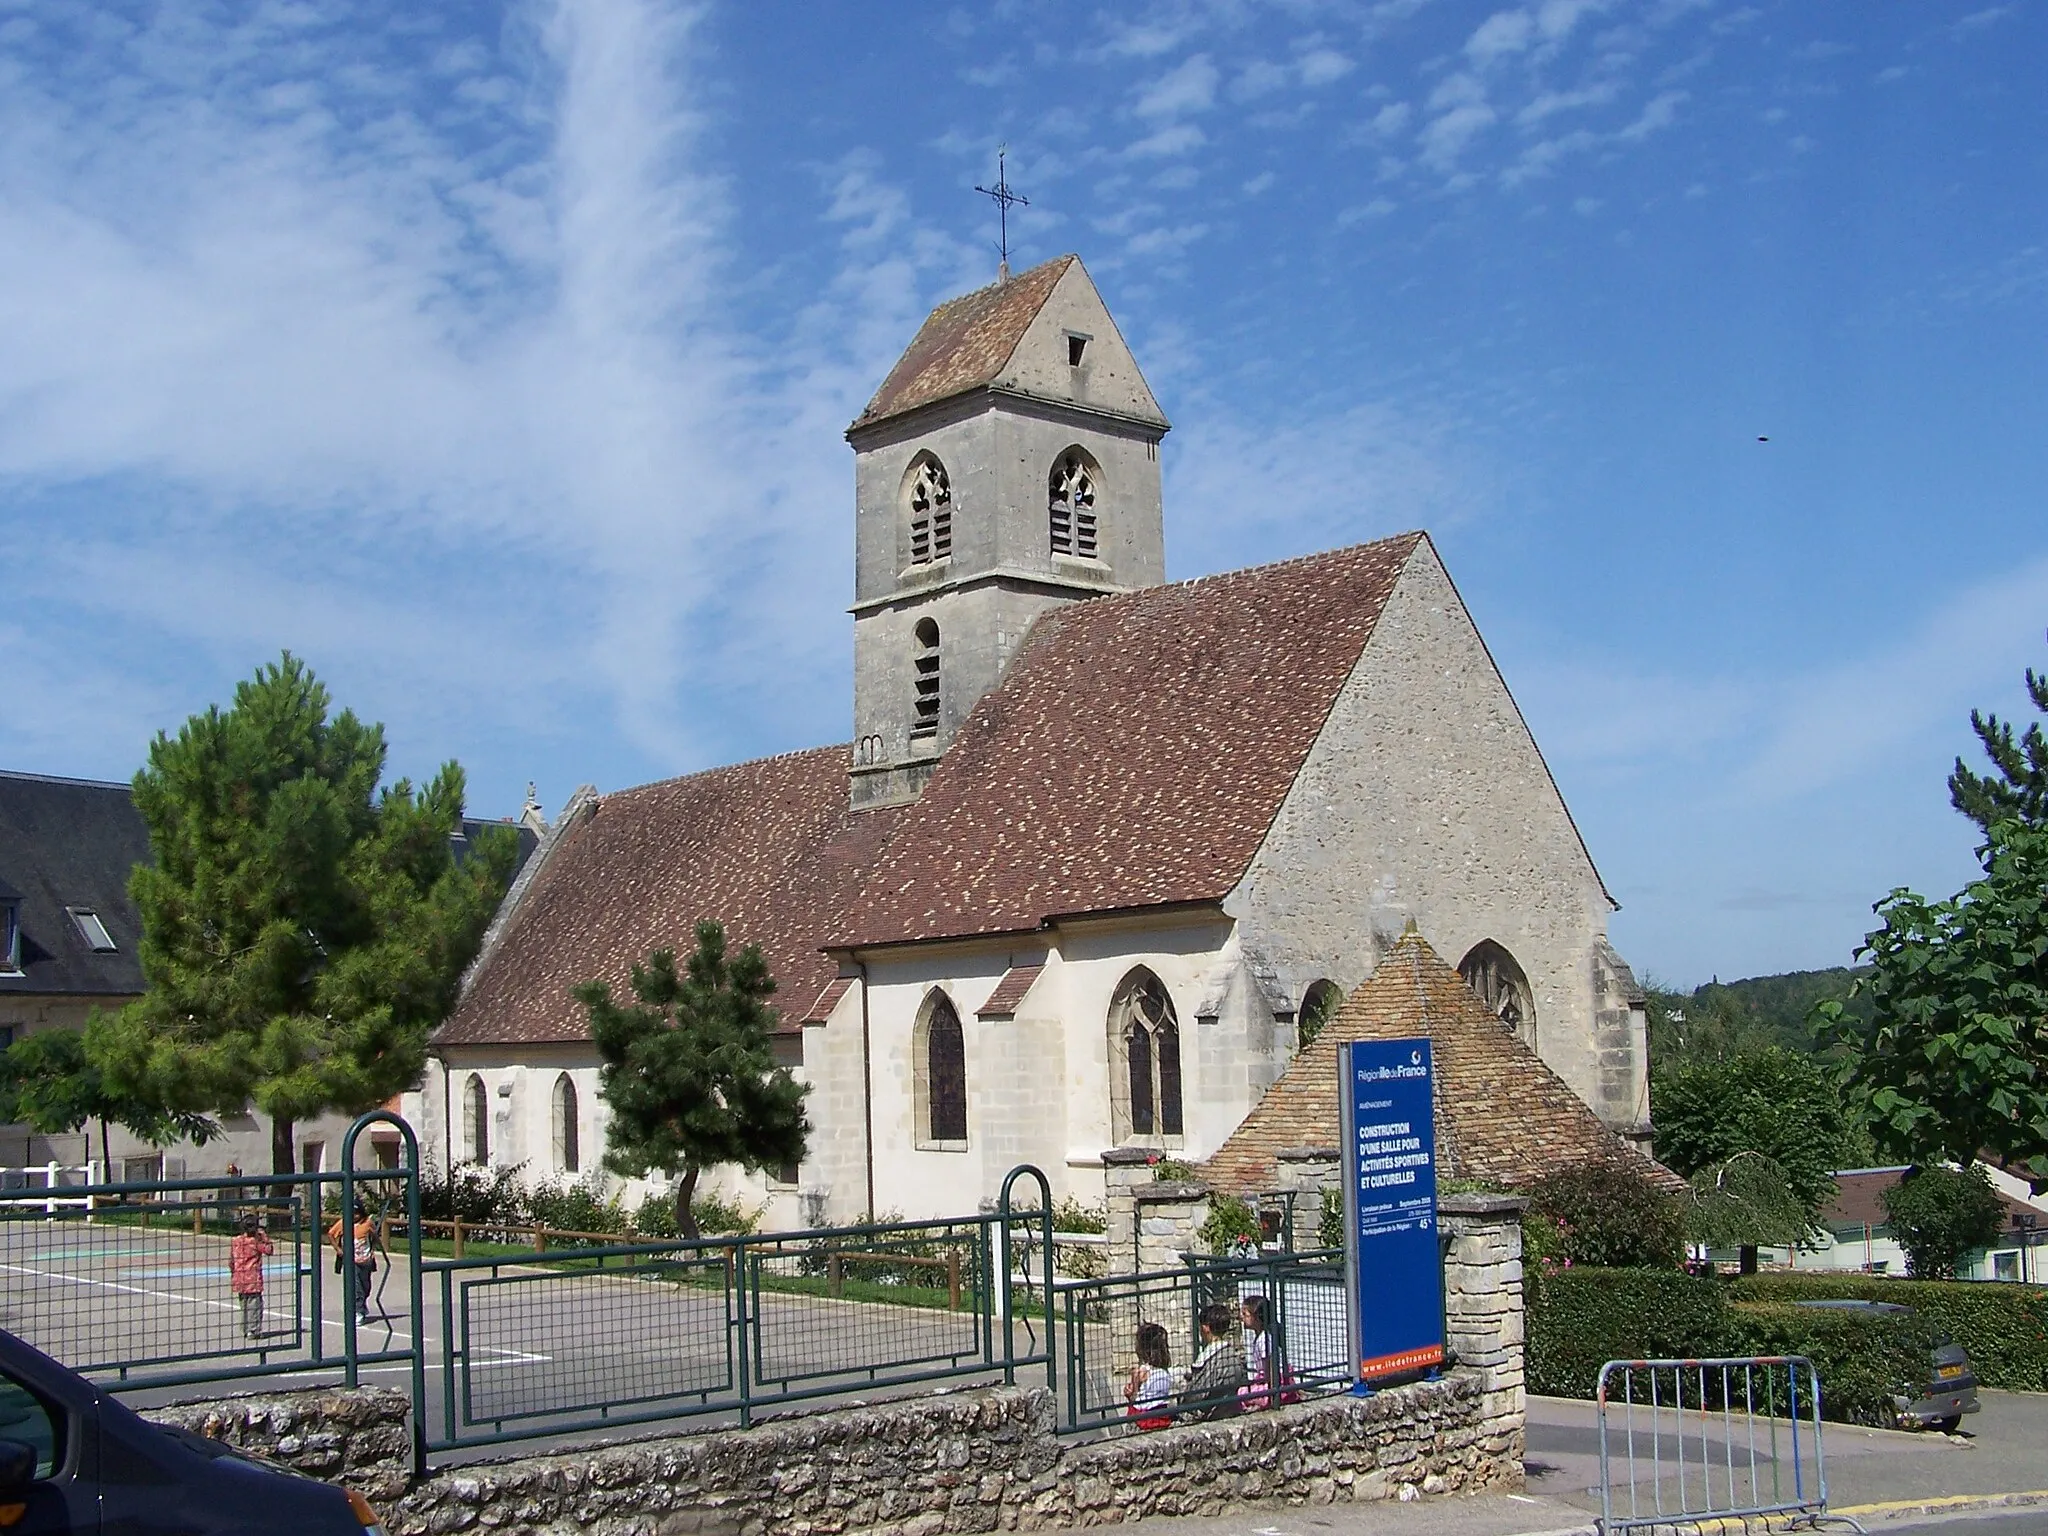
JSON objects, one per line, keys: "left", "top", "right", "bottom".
{"left": 845, "top": 255, "right": 1171, "bottom": 809}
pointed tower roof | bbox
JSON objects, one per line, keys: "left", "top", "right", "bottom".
{"left": 1203, "top": 929, "right": 1683, "bottom": 1196}
{"left": 850, "top": 254, "right": 1167, "bottom": 433}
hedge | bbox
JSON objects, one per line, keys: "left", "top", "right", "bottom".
{"left": 1527, "top": 1268, "right": 1727, "bottom": 1400}
{"left": 1731, "top": 1272, "right": 2048, "bottom": 1392}
{"left": 1528, "top": 1268, "right": 1935, "bottom": 1424}
{"left": 1726, "top": 1302, "right": 1937, "bottom": 1426}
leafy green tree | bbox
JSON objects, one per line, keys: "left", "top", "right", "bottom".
{"left": 1817, "top": 818, "right": 2048, "bottom": 1178}
{"left": 1880, "top": 1165, "right": 2009, "bottom": 1279}
{"left": 1652, "top": 1047, "right": 1849, "bottom": 1220}
{"left": 1949, "top": 653, "right": 2048, "bottom": 832}
{"left": 577, "top": 920, "right": 809, "bottom": 1239}
{"left": 0, "top": 1027, "right": 218, "bottom": 1172}
{"left": 1682, "top": 1153, "right": 1815, "bottom": 1262}
{"left": 87, "top": 653, "right": 516, "bottom": 1174}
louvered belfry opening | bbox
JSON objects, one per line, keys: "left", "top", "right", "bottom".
{"left": 1048, "top": 448, "right": 1098, "bottom": 559}
{"left": 910, "top": 618, "right": 941, "bottom": 740}
{"left": 908, "top": 455, "right": 953, "bottom": 565}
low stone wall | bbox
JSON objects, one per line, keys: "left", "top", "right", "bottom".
{"left": 149, "top": 1373, "right": 1514, "bottom": 1536}
{"left": 142, "top": 1385, "right": 413, "bottom": 1504}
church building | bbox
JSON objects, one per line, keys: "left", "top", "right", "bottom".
{"left": 418, "top": 255, "right": 1651, "bottom": 1225}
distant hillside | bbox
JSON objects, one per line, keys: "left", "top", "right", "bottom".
{"left": 1645, "top": 966, "right": 1872, "bottom": 1068}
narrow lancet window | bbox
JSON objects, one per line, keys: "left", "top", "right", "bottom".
{"left": 911, "top": 619, "right": 941, "bottom": 741}
{"left": 1049, "top": 449, "right": 1099, "bottom": 559}
{"left": 908, "top": 456, "right": 953, "bottom": 565}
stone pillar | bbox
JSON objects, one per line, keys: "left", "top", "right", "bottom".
{"left": 1134, "top": 1182, "right": 1209, "bottom": 1272}
{"left": 1101, "top": 1148, "right": 1155, "bottom": 1276}
{"left": 1274, "top": 1146, "right": 1340, "bottom": 1248}
{"left": 1438, "top": 1192, "right": 1527, "bottom": 1467}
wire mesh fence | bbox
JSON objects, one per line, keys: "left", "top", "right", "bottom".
{"left": 426, "top": 1198, "right": 1052, "bottom": 1448}
{"left": 1054, "top": 1249, "right": 1350, "bottom": 1434}
{"left": 0, "top": 1165, "right": 415, "bottom": 1390}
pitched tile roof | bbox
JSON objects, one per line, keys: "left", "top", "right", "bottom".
{"left": 1203, "top": 929, "right": 1682, "bottom": 1196}
{"left": 1820, "top": 1167, "right": 2045, "bottom": 1232}
{"left": 802, "top": 976, "right": 855, "bottom": 1026}
{"left": 436, "top": 749, "right": 906, "bottom": 1047}
{"left": 852, "top": 256, "right": 1075, "bottom": 429}
{"left": 977, "top": 963, "right": 1045, "bottom": 1019}
{"left": 0, "top": 771, "right": 151, "bottom": 997}
{"left": 840, "top": 535, "right": 1424, "bottom": 948}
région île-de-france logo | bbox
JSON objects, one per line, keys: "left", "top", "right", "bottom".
{"left": 1356, "top": 1050, "right": 1429, "bottom": 1084}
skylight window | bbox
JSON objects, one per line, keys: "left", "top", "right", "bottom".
{"left": 69, "top": 908, "right": 116, "bottom": 953}
{"left": 1, "top": 901, "right": 19, "bottom": 973}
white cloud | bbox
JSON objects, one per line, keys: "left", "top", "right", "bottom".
{"left": 0, "top": 0, "right": 950, "bottom": 785}
{"left": 1135, "top": 55, "right": 1219, "bottom": 120}
{"left": 1298, "top": 48, "right": 1355, "bottom": 87}
{"left": 1617, "top": 89, "right": 1686, "bottom": 140}
{"left": 1336, "top": 196, "right": 1397, "bottom": 225}
{"left": 1419, "top": 102, "right": 1499, "bottom": 170}
{"left": 1127, "top": 123, "right": 1207, "bottom": 159}
{"left": 1466, "top": 10, "right": 1537, "bottom": 68}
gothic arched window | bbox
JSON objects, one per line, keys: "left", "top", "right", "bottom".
{"left": 1459, "top": 940, "right": 1535, "bottom": 1042}
{"left": 1048, "top": 448, "right": 1099, "bottom": 559}
{"left": 907, "top": 455, "right": 953, "bottom": 565}
{"left": 552, "top": 1073, "right": 579, "bottom": 1174}
{"left": 462, "top": 1073, "right": 489, "bottom": 1164}
{"left": 1108, "top": 969, "right": 1183, "bottom": 1143}
{"left": 914, "top": 992, "right": 968, "bottom": 1146}
{"left": 911, "top": 619, "right": 941, "bottom": 741}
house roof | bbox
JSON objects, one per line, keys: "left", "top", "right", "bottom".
{"left": 1203, "top": 928, "right": 1683, "bottom": 1196}
{"left": 839, "top": 534, "right": 1424, "bottom": 949}
{"left": 977, "top": 963, "right": 1045, "bottom": 1019}
{"left": 1821, "top": 1167, "right": 2045, "bottom": 1232}
{"left": 0, "top": 771, "right": 151, "bottom": 998}
{"left": 435, "top": 748, "right": 906, "bottom": 1047}
{"left": 851, "top": 256, "right": 1076, "bottom": 429}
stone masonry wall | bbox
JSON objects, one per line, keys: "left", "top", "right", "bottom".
{"left": 394, "top": 1377, "right": 1510, "bottom": 1536}
{"left": 142, "top": 1385, "right": 413, "bottom": 1505}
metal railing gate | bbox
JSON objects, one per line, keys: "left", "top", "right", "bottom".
{"left": 1596, "top": 1356, "right": 1867, "bottom": 1535}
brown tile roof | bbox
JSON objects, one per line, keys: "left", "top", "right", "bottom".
{"left": 852, "top": 256, "right": 1074, "bottom": 428}
{"left": 435, "top": 748, "right": 906, "bottom": 1048}
{"left": 1204, "top": 929, "right": 1683, "bottom": 1196}
{"left": 840, "top": 534, "right": 1425, "bottom": 948}
{"left": 802, "top": 976, "right": 855, "bottom": 1026}
{"left": 977, "top": 963, "right": 1045, "bottom": 1019}
{"left": 1820, "top": 1167, "right": 2044, "bottom": 1231}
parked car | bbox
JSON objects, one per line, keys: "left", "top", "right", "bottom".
{"left": 0, "top": 1327, "right": 385, "bottom": 1535}
{"left": 1792, "top": 1299, "right": 1980, "bottom": 1431}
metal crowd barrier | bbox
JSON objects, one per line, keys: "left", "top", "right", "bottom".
{"left": 1596, "top": 1356, "right": 1866, "bottom": 1535}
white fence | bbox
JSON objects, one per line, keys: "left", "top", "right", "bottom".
{"left": 0, "top": 1163, "right": 103, "bottom": 1216}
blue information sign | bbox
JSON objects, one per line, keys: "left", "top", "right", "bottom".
{"left": 1340, "top": 1037, "right": 1443, "bottom": 1385}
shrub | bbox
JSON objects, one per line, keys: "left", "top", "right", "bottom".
{"left": 1732, "top": 1272, "right": 2048, "bottom": 1392}
{"left": 1882, "top": 1166, "right": 2009, "bottom": 1279}
{"left": 1052, "top": 1196, "right": 1107, "bottom": 1234}
{"left": 1526, "top": 1267, "right": 1728, "bottom": 1399}
{"left": 525, "top": 1179, "right": 626, "bottom": 1239}
{"left": 1197, "top": 1195, "right": 1260, "bottom": 1254}
{"left": 1727, "top": 1301, "right": 1935, "bottom": 1426}
{"left": 418, "top": 1163, "right": 530, "bottom": 1231}
{"left": 1319, "top": 1187, "right": 1343, "bottom": 1251}
{"left": 631, "top": 1193, "right": 679, "bottom": 1239}
{"left": 1152, "top": 1158, "right": 1200, "bottom": 1183}
{"left": 1527, "top": 1163, "right": 1686, "bottom": 1270}
{"left": 633, "top": 1188, "right": 759, "bottom": 1238}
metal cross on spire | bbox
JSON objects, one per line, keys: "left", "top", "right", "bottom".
{"left": 974, "top": 147, "right": 1029, "bottom": 282}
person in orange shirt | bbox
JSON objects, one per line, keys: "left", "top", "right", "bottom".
{"left": 326, "top": 1202, "right": 380, "bottom": 1323}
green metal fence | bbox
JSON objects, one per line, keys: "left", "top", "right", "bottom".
{"left": 418, "top": 1165, "right": 1053, "bottom": 1453}
{"left": 1053, "top": 1248, "right": 1351, "bottom": 1433}
{"left": 0, "top": 1113, "right": 419, "bottom": 1403}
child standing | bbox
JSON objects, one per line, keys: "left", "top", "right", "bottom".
{"left": 229, "top": 1214, "right": 272, "bottom": 1339}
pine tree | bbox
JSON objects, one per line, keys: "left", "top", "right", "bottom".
{"left": 1949, "top": 650, "right": 2048, "bottom": 831}
{"left": 86, "top": 653, "right": 516, "bottom": 1173}
{"left": 578, "top": 921, "right": 809, "bottom": 1239}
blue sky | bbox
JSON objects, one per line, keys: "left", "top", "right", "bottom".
{"left": 2, "top": 0, "right": 2043, "bottom": 988}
